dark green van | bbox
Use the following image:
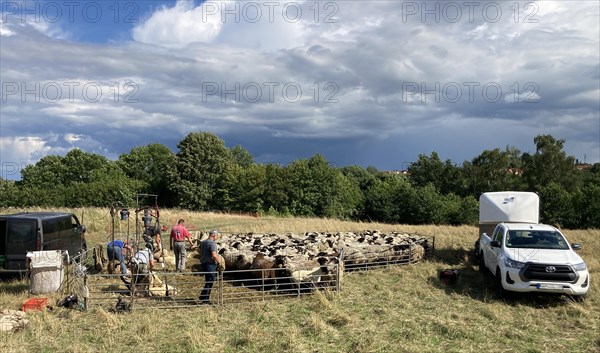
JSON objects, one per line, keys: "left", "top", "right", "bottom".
{"left": 0, "top": 212, "right": 87, "bottom": 272}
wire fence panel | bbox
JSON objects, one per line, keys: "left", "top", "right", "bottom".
{"left": 343, "top": 235, "right": 434, "bottom": 271}
{"left": 76, "top": 265, "right": 341, "bottom": 310}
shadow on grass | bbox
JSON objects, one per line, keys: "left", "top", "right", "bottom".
{"left": 430, "top": 247, "right": 576, "bottom": 308}
{"left": 433, "top": 246, "right": 475, "bottom": 266}
{"left": 0, "top": 275, "right": 29, "bottom": 294}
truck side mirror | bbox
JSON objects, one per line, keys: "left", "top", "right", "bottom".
{"left": 80, "top": 225, "right": 87, "bottom": 234}
{"left": 571, "top": 243, "right": 582, "bottom": 251}
{"left": 490, "top": 240, "right": 500, "bottom": 248}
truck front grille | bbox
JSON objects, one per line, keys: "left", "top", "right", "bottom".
{"left": 521, "top": 264, "right": 577, "bottom": 282}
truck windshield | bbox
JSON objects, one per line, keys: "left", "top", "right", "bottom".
{"left": 506, "top": 230, "right": 569, "bottom": 250}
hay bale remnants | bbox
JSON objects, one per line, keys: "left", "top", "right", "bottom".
{"left": 0, "top": 310, "right": 28, "bottom": 332}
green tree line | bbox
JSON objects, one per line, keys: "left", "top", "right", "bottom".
{"left": 1, "top": 132, "right": 598, "bottom": 228}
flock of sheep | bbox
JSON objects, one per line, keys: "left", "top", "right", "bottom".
{"left": 195, "top": 230, "right": 431, "bottom": 290}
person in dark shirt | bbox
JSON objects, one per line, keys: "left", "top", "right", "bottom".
{"left": 199, "top": 229, "right": 220, "bottom": 304}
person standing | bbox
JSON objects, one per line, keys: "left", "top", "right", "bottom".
{"left": 169, "top": 219, "right": 194, "bottom": 272}
{"left": 106, "top": 239, "right": 132, "bottom": 274}
{"left": 199, "top": 229, "right": 220, "bottom": 305}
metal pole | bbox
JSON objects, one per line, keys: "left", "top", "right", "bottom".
{"left": 83, "top": 275, "right": 88, "bottom": 311}
{"left": 156, "top": 205, "right": 165, "bottom": 269}
{"left": 218, "top": 268, "right": 223, "bottom": 305}
{"left": 127, "top": 215, "right": 130, "bottom": 248}
{"left": 337, "top": 248, "right": 344, "bottom": 292}
{"left": 110, "top": 206, "right": 116, "bottom": 274}
{"left": 135, "top": 210, "right": 139, "bottom": 253}
{"left": 261, "top": 272, "right": 265, "bottom": 301}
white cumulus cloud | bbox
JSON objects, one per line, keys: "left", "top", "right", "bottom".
{"left": 132, "top": 0, "right": 227, "bottom": 47}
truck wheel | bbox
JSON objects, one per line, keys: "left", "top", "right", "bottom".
{"left": 478, "top": 254, "right": 486, "bottom": 273}
{"left": 494, "top": 269, "right": 512, "bottom": 299}
{"left": 473, "top": 240, "right": 480, "bottom": 263}
{"left": 571, "top": 294, "right": 586, "bottom": 303}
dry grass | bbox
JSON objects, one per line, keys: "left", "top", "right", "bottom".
{"left": 1, "top": 208, "right": 599, "bottom": 353}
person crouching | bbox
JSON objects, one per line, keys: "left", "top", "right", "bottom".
{"left": 130, "top": 248, "right": 155, "bottom": 296}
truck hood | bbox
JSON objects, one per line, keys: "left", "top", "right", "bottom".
{"left": 506, "top": 249, "right": 584, "bottom": 265}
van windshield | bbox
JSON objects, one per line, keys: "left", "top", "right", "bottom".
{"left": 506, "top": 230, "right": 570, "bottom": 250}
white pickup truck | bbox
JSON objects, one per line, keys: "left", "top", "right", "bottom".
{"left": 478, "top": 222, "right": 589, "bottom": 299}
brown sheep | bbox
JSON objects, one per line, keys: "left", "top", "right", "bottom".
{"left": 249, "top": 253, "right": 277, "bottom": 291}
{"left": 250, "top": 253, "right": 275, "bottom": 280}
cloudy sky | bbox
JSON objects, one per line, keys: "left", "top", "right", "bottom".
{"left": 1, "top": 0, "right": 599, "bottom": 180}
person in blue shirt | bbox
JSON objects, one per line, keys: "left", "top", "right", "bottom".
{"left": 106, "top": 239, "right": 132, "bottom": 274}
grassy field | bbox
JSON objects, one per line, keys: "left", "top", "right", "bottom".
{"left": 1, "top": 208, "right": 598, "bottom": 353}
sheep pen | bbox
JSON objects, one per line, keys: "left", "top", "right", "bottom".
{"left": 72, "top": 230, "right": 433, "bottom": 309}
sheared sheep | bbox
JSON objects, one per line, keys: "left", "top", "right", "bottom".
{"left": 219, "top": 249, "right": 252, "bottom": 271}
{"left": 410, "top": 244, "right": 425, "bottom": 262}
{"left": 149, "top": 274, "right": 178, "bottom": 297}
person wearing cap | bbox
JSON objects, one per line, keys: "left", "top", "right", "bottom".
{"left": 199, "top": 229, "right": 220, "bottom": 304}
{"left": 169, "top": 219, "right": 194, "bottom": 272}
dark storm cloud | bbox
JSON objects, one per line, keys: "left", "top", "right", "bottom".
{"left": 1, "top": 1, "right": 598, "bottom": 180}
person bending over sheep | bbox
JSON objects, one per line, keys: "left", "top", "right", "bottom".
{"left": 130, "top": 248, "right": 155, "bottom": 296}
{"left": 106, "top": 239, "right": 132, "bottom": 275}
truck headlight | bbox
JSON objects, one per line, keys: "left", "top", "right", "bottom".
{"left": 504, "top": 257, "right": 526, "bottom": 269}
{"left": 572, "top": 262, "right": 587, "bottom": 271}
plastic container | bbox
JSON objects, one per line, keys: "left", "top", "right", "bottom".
{"left": 22, "top": 297, "right": 49, "bottom": 311}
{"left": 26, "top": 250, "right": 65, "bottom": 295}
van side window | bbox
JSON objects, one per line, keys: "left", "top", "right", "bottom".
{"left": 58, "top": 218, "right": 71, "bottom": 236}
{"left": 42, "top": 219, "right": 61, "bottom": 249}
{"left": 7, "top": 221, "right": 35, "bottom": 244}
